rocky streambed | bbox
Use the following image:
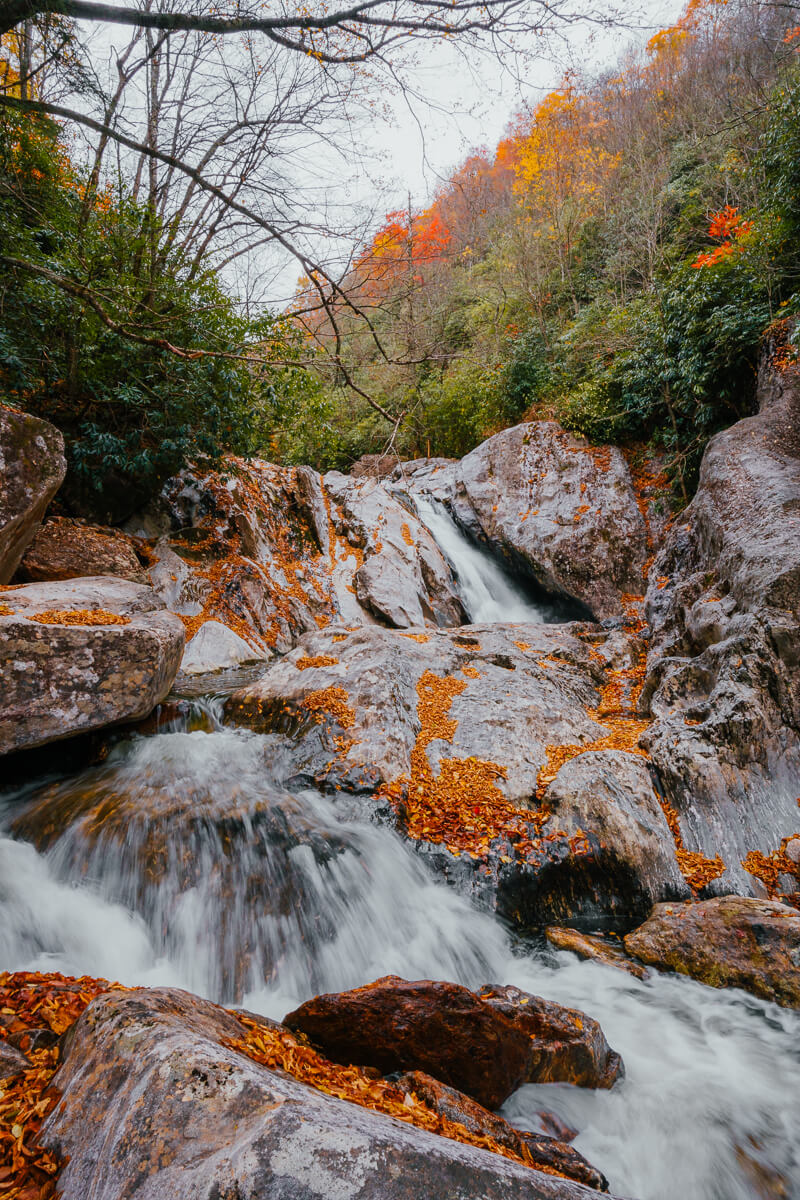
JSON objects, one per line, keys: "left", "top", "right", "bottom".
{"left": 0, "top": 338, "right": 799, "bottom": 1199}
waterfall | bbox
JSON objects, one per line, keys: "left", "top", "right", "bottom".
{"left": 2, "top": 724, "right": 799, "bottom": 1200}
{"left": 412, "top": 495, "right": 562, "bottom": 623}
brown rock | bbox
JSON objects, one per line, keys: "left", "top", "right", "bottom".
{"left": 478, "top": 984, "right": 624, "bottom": 1089}
{"left": 545, "top": 926, "right": 649, "bottom": 980}
{"left": 396, "top": 1071, "right": 608, "bottom": 1192}
{"left": 284, "top": 975, "right": 534, "bottom": 1109}
{"left": 624, "top": 896, "right": 800, "bottom": 1008}
{"left": 0, "top": 406, "right": 66, "bottom": 583}
{"left": 17, "top": 517, "right": 147, "bottom": 583}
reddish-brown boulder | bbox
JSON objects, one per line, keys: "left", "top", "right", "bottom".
{"left": 396, "top": 1071, "right": 608, "bottom": 1192}
{"left": 478, "top": 985, "right": 624, "bottom": 1090}
{"left": 17, "top": 517, "right": 147, "bottom": 584}
{"left": 284, "top": 976, "right": 533, "bottom": 1109}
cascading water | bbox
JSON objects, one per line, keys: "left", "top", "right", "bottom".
{"left": 1, "top": 721, "right": 799, "bottom": 1200}
{"left": 412, "top": 494, "right": 562, "bottom": 623}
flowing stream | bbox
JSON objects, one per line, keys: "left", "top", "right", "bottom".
{"left": 1, "top": 513, "right": 798, "bottom": 1200}
{"left": 412, "top": 494, "right": 563, "bottom": 623}
{"left": 1, "top": 720, "right": 798, "bottom": 1200}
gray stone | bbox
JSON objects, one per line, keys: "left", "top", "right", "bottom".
{"left": 0, "top": 577, "right": 184, "bottom": 754}
{"left": 0, "top": 407, "right": 66, "bottom": 583}
{"left": 641, "top": 343, "right": 800, "bottom": 897}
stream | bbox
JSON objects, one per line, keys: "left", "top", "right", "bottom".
{"left": 1, "top": 510, "right": 799, "bottom": 1200}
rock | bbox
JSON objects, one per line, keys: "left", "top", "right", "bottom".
{"left": 179, "top": 618, "right": 267, "bottom": 675}
{"left": 351, "top": 452, "right": 400, "bottom": 478}
{"left": 41, "top": 987, "right": 611, "bottom": 1200}
{"left": 539, "top": 751, "right": 690, "bottom": 927}
{"left": 226, "top": 622, "right": 680, "bottom": 933}
{"left": 0, "top": 407, "right": 66, "bottom": 584}
{"left": 16, "top": 517, "right": 147, "bottom": 583}
{"left": 0, "top": 577, "right": 184, "bottom": 755}
{"left": 284, "top": 976, "right": 534, "bottom": 1110}
{"left": 395, "top": 1071, "right": 608, "bottom": 1191}
{"left": 624, "top": 896, "right": 800, "bottom": 1008}
{"left": 132, "top": 457, "right": 465, "bottom": 658}
{"left": 641, "top": 341, "right": 800, "bottom": 897}
{"left": 545, "top": 927, "right": 649, "bottom": 980}
{"left": 477, "top": 984, "right": 624, "bottom": 1090}
{"left": 405, "top": 422, "right": 648, "bottom": 620}
{"left": 0, "top": 1040, "right": 31, "bottom": 1080}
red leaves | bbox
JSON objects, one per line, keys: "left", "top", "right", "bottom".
{"left": 692, "top": 205, "right": 753, "bottom": 269}
{"left": 0, "top": 972, "right": 113, "bottom": 1200}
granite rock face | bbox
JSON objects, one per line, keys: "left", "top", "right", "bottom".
{"left": 641, "top": 343, "right": 800, "bottom": 898}
{"left": 402, "top": 422, "right": 649, "bottom": 620}
{"left": 624, "top": 896, "right": 800, "bottom": 1008}
{"left": 0, "top": 407, "right": 66, "bottom": 584}
{"left": 0, "top": 577, "right": 184, "bottom": 754}
{"left": 41, "top": 986, "right": 616, "bottom": 1200}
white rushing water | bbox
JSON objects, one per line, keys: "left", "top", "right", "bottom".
{"left": 1, "top": 725, "right": 799, "bottom": 1200}
{"left": 413, "top": 494, "right": 558, "bottom": 623}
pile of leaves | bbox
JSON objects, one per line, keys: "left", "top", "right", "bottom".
{"left": 0, "top": 972, "right": 113, "bottom": 1200}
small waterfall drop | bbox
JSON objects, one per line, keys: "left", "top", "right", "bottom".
{"left": 412, "top": 494, "right": 558, "bottom": 623}
{"left": 2, "top": 724, "right": 799, "bottom": 1200}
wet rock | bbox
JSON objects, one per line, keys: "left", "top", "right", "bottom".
{"left": 0, "top": 578, "right": 184, "bottom": 755}
{"left": 42, "top": 987, "right": 610, "bottom": 1200}
{"left": 545, "top": 927, "right": 649, "bottom": 980}
{"left": 405, "top": 422, "right": 648, "bottom": 620}
{"left": 0, "top": 1040, "right": 31, "bottom": 1080}
{"left": 0, "top": 407, "right": 66, "bottom": 584}
{"left": 624, "top": 896, "right": 800, "bottom": 1008}
{"left": 395, "top": 1071, "right": 608, "bottom": 1191}
{"left": 477, "top": 984, "right": 624, "bottom": 1089}
{"left": 284, "top": 976, "right": 534, "bottom": 1109}
{"left": 641, "top": 344, "right": 800, "bottom": 897}
{"left": 179, "top": 618, "right": 267, "bottom": 675}
{"left": 539, "top": 751, "right": 690, "bottom": 926}
{"left": 16, "top": 517, "right": 147, "bottom": 584}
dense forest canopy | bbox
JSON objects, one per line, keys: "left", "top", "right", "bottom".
{"left": 1, "top": 0, "right": 799, "bottom": 518}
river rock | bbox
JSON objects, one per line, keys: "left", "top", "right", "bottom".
{"left": 641, "top": 340, "right": 800, "bottom": 897}
{"left": 0, "top": 407, "right": 66, "bottom": 584}
{"left": 539, "top": 751, "right": 690, "bottom": 924}
{"left": 544, "top": 928, "right": 649, "bottom": 980}
{"left": 0, "top": 577, "right": 184, "bottom": 755}
{"left": 624, "top": 896, "right": 800, "bottom": 1008}
{"left": 394, "top": 1071, "right": 608, "bottom": 1191}
{"left": 179, "top": 618, "right": 268, "bottom": 675}
{"left": 226, "top": 623, "right": 686, "bottom": 932}
{"left": 404, "top": 422, "right": 649, "bottom": 620}
{"left": 477, "top": 984, "right": 623, "bottom": 1089}
{"left": 15, "top": 516, "right": 147, "bottom": 584}
{"left": 42, "top": 987, "right": 610, "bottom": 1200}
{"left": 284, "top": 976, "right": 534, "bottom": 1110}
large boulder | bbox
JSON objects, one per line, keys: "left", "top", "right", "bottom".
{"left": 129, "top": 457, "right": 466, "bottom": 674}
{"left": 284, "top": 976, "right": 623, "bottom": 1109}
{"left": 624, "top": 896, "right": 800, "bottom": 1008}
{"left": 0, "top": 577, "right": 184, "bottom": 754}
{"left": 226, "top": 623, "right": 689, "bottom": 932}
{"left": 285, "top": 976, "right": 534, "bottom": 1110}
{"left": 16, "top": 516, "right": 147, "bottom": 584}
{"left": 641, "top": 339, "right": 800, "bottom": 897}
{"left": 42, "top": 986, "right": 613, "bottom": 1200}
{"left": 403, "top": 422, "right": 649, "bottom": 620}
{"left": 0, "top": 407, "right": 66, "bottom": 583}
